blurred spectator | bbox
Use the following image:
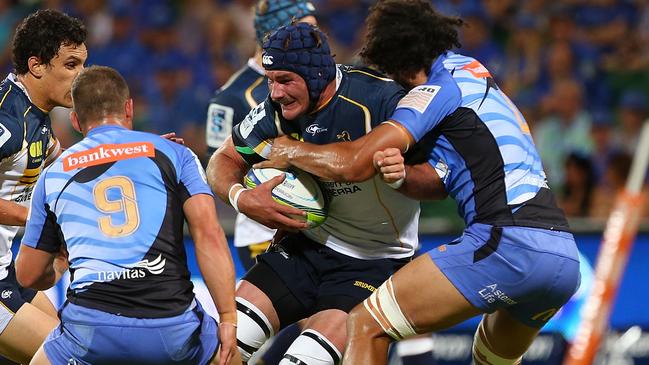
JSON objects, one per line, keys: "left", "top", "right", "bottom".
{"left": 588, "top": 151, "right": 648, "bottom": 218}
{"left": 560, "top": 152, "right": 596, "bottom": 217}
{"left": 614, "top": 89, "right": 649, "bottom": 155}
{"left": 459, "top": 3, "right": 505, "bottom": 77}
{"left": 502, "top": 13, "right": 542, "bottom": 101}
{"left": 589, "top": 107, "right": 621, "bottom": 182}
{"left": 534, "top": 78, "right": 593, "bottom": 189}
{"left": 141, "top": 53, "right": 207, "bottom": 156}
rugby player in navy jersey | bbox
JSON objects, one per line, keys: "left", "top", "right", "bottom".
{"left": 16, "top": 66, "right": 239, "bottom": 365}
{"left": 207, "top": 23, "right": 420, "bottom": 364}
{"left": 206, "top": 0, "right": 316, "bottom": 273}
{"left": 254, "top": 1, "right": 582, "bottom": 364}
{"left": 0, "top": 10, "right": 85, "bottom": 363}
{"left": 205, "top": 2, "right": 317, "bottom": 363}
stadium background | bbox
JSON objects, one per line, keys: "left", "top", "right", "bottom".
{"left": 3, "top": 0, "right": 649, "bottom": 363}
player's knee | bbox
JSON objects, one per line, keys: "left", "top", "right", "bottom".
{"left": 472, "top": 319, "right": 522, "bottom": 365}
{"left": 278, "top": 329, "right": 342, "bottom": 365}
{"left": 361, "top": 277, "right": 417, "bottom": 341}
{"left": 346, "top": 303, "right": 377, "bottom": 337}
{"left": 236, "top": 297, "right": 275, "bottom": 362}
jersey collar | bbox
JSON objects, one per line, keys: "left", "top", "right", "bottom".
{"left": 87, "top": 124, "right": 127, "bottom": 137}
{"left": 248, "top": 58, "right": 265, "bottom": 76}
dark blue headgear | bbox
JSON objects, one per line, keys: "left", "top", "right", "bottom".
{"left": 262, "top": 22, "right": 336, "bottom": 108}
{"left": 254, "top": 0, "right": 316, "bottom": 46}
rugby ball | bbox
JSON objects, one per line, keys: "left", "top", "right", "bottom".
{"left": 244, "top": 167, "right": 327, "bottom": 228}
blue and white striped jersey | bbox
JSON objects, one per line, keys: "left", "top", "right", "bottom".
{"left": 22, "top": 125, "right": 212, "bottom": 317}
{"left": 393, "top": 52, "right": 568, "bottom": 229}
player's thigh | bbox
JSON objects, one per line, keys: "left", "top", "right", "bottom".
{"left": 481, "top": 310, "right": 540, "bottom": 359}
{"left": 391, "top": 254, "right": 482, "bottom": 332}
{"left": 0, "top": 302, "right": 58, "bottom": 364}
{"left": 236, "top": 279, "right": 281, "bottom": 332}
{"left": 29, "top": 292, "right": 57, "bottom": 318}
{"left": 29, "top": 345, "right": 51, "bottom": 365}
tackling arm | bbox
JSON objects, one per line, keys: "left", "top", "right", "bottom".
{"left": 206, "top": 137, "right": 307, "bottom": 230}
{"left": 0, "top": 199, "right": 28, "bottom": 226}
{"left": 255, "top": 122, "right": 415, "bottom": 182}
{"left": 16, "top": 245, "right": 68, "bottom": 290}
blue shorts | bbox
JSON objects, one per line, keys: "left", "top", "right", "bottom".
{"left": 43, "top": 300, "right": 218, "bottom": 365}
{"left": 428, "top": 223, "right": 581, "bottom": 328}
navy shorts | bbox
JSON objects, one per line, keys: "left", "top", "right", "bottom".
{"left": 43, "top": 300, "right": 218, "bottom": 365}
{"left": 428, "top": 223, "right": 581, "bottom": 328}
{"left": 249, "top": 233, "right": 409, "bottom": 319}
{"left": 0, "top": 262, "right": 37, "bottom": 332}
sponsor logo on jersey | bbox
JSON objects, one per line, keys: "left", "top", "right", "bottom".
{"left": 13, "top": 185, "right": 34, "bottom": 203}
{"left": 478, "top": 284, "right": 516, "bottom": 305}
{"left": 67, "top": 358, "right": 81, "bottom": 365}
{"left": 397, "top": 85, "right": 441, "bottom": 114}
{"left": 97, "top": 254, "right": 166, "bottom": 282}
{"left": 461, "top": 60, "right": 491, "bottom": 79}
{"left": 262, "top": 55, "right": 273, "bottom": 66}
{"left": 322, "top": 181, "right": 362, "bottom": 197}
{"left": 239, "top": 103, "right": 266, "bottom": 139}
{"left": 531, "top": 308, "right": 558, "bottom": 322}
{"left": 433, "top": 159, "right": 449, "bottom": 183}
{"left": 41, "top": 126, "right": 48, "bottom": 134}
{"left": 0, "top": 123, "right": 11, "bottom": 148}
{"left": 336, "top": 130, "right": 351, "bottom": 141}
{"left": 63, "top": 142, "right": 155, "bottom": 171}
{"left": 1, "top": 290, "right": 12, "bottom": 299}
{"left": 353, "top": 280, "right": 376, "bottom": 292}
{"left": 29, "top": 140, "right": 43, "bottom": 158}
{"left": 207, "top": 104, "right": 234, "bottom": 148}
{"left": 305, "top": 123, "right": 328, "bottom": 136}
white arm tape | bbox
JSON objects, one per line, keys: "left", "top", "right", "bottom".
{"left": 228, "top": 183, "right": 245, "bottom": 213}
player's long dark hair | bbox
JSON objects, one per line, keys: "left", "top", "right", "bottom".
{"left": 360, "top": 0, "right": 463, "bottom": 80}
{"left": 12, "top": 9, "right": 86, "bottom": 75}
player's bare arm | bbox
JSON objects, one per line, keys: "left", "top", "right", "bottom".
{"left": 0, "top": 199, "right": 28, "bottom": 226}
{"left": 15, "top": 245, "right": 67, "bottom": 291}
{"left": 183, "top": 193, "right": 241, "bottom": 365}
{"left": 374, "top": 148, "right": 448, "bottom": 200}
{"left": 206, "top": 137, "right": 307, "bottom": 230}
{"left": 254, "top": 121, "right": 414, "bottom": 182}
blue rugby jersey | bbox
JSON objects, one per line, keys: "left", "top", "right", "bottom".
{"left": 393, "top": 52, "right": 568, "bottom": 229}
{"left": 22, "top": 125, "right": 212, "bottom": 318}
{"left": 0, "top": 74, "right": 59, "bottom": 279}
{"left": 232, "top": 66, "right": 420, "bottom": 259}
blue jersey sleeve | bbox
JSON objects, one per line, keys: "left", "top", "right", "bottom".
{"left": 21, "top": 170, "right": 63, "bottom": 253}
{"left": 178, "top": 146, "right": 213, "bottom": 200}
{"left": 0, "top": 116, "right": 24, "bottom": 161}
{"left": 232, "top": 99, "right": 279, "bottom": 165}
{"left": 389, "top": 82, "right": 461, "bottom": 142}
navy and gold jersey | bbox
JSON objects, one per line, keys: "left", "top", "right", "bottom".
{"left": 205, "top": 59, "right": 278, "bottom": 248}
{"left": 206, "top": 59, "right": 268, "bottom": 156}
{"left": 233, "top": 66, "right": 420, "bottom": 260}
{"left": 0, "top": 74, "right": 59, "bottom": 279}
{"left": 22, "top": 125, "right": 212, "bottom": 318}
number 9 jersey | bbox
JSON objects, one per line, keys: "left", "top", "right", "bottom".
{"left": 21, "top": 125, "right": 213, "bottom": 318}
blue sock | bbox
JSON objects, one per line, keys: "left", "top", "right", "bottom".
{"left": 259, "top": 323, "right": 301, "bottom": 364}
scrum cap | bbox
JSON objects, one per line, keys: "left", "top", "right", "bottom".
{"left": 262, "top": 22, "right": 335, "bottom": 106}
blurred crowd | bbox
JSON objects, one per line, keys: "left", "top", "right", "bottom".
{"left": 1, "top": 0, "right": 648, "bottom": 219}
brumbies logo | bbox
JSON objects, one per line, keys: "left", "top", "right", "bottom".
{"left": 63, "top": 142, "right": 155, "bottom": 171}
{"left": 306, "top": 123, "right": 328, "bottom": 136}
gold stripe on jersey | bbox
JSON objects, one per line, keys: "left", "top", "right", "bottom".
{"left": 337, "top": 95, "right": 371, "bottom": 134}
{"left": 0, "top": 85, "right": 12, "bottom": 108}
{"left": 371, "top": 177, "right": 404, "bottom": 247}
{"left": 245, "top": 76, "right": 265, "bottom": 109}
{"left": 347, "top": 69, "right": 393, "bottom": 82}
{"left": 19, "top": 166, "right": 42, "bottom": 184}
